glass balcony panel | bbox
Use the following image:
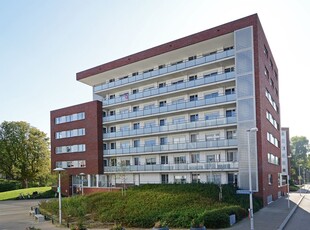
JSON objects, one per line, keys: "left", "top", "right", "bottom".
{"left": 159, "top": 87, "right": 167, "bottom": 94}
{"left": 186, "top": 59, "right": 195, "bottom": 68}
{"left": 196, "top": 56, "right": 205, "bottom": 65}
{"left": 168, "top": 65, "right": 177, "bottom": 72}
{"left": 187, "top": 81, "right": 195, "bottom": 88}
{"left": 151, "top": 69, "right": 159, "bottom": 76}
{"left": 205, "top": 55, "right": 215, "bottom": 62}
{"left": 216, "top": 117, "right": 225, "bottom": 125}
{"left": 143, "top": 72, "right": 151, "bottom": 78}
{"left": 216, "top": 52, "right": 226, "bottom": 59}
{"left": 177, "top": 62, "right": 185, "bottom": 70}
{"left": 159, "top": 107, "right": 168, "bottom": 113}
{"left": 144, "top": 127, "right": 152, "bottom": 134}
{"left": 136, "top": 74, "right": 143, "bottom": 81}
{"left": 159, "top": 68, "right": 167, "bottom": 75}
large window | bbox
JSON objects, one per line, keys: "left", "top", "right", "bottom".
{"left": 56, "top": 160, "right": 86, "bottom": 169}
{"left": 56, "top": 144, "right": 86, "bottom": 154}
{"left": 161, "top": 174, "right": 169, "bottom": 184}
{"left": 55, "top": 112, "right": 85, "bottom": 124}
{"left": 191, "top": 154, "right": 200, "bottom": 163}
{"left": 174, "top": 156, "right": 186, "bottom": 164}
{"left": 56, "top": 128, "right": 85, "bottom": 139}
{"left": 226, "top": 151, "right": 237, "bottom": 162}
{"left": 146, "top": 158, "right": 156, "bottom": 165}
{"left": 145, "top": 139, "right": 156, "bottom": 147}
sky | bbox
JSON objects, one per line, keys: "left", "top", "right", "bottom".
{"left": 0, "top": 0, "right": 309, "bottom": 140}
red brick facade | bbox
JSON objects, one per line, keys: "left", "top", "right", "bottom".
{"left": 50, "top": 100, "right": 103, "bottom": 196}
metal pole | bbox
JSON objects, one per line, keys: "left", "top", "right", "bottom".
{"left": 299, "top": 165, "right": 301, "bottom": 196}
{"left": 247, "top": 128, "right": 257, "bottom": 230}
{"left": 287, "top": 175, "right": 290, "bottom": 209}
{"left": 58, "top": 172, "right": 62, "bottom": 225}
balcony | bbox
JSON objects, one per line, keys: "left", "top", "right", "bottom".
{"left": 104, "top": 138, "right": 237, "bottom": 156}
{"left": 103, "top": 93, "right": 236, "bottom": 123}
{"left": 104, "top": 161, "right": 239, "bottom": 173}
{"left": 94, "top": 49, "right": 235, "bottom": 92}
{"left": 102, "top": 71, "right": 235, "bottom": 106}
{"left": 104, "top": 116, "right": 237, "bottom": 140}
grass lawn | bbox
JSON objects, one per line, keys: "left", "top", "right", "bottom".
{"left": 0, "top": 187, "right": 52, "bottom": 201}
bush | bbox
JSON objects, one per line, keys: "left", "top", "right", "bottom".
{"left": 0, "top": 179, "right": 22, "bottom": 192}
{"left": 203, "top": 209, "right": 230, "bottom": 228}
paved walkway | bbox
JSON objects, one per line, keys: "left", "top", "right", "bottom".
{"left": 0, "top": 186, "right": 309, "bottom": 230}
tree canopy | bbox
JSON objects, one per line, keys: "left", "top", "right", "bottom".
{"left": 0, "top": 121, "right": 50, "bottom": 188}
{"left": 290, "top": 136, "right": 310, "bottom": 183}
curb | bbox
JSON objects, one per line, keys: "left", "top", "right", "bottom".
{"left": 277, "top": 185, "right": 309, "bottom": 230}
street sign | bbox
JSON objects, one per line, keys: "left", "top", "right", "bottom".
{"left": 236, "top": 190, "right": 251, "bottom": 194}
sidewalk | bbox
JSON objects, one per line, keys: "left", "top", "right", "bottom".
{"left": 229, "top": 185, "right": 309, "bottom": 230}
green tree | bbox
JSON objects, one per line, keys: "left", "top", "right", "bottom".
{"left": 0, "top": 121, "right": 50, "bottom": 188}
{"left": 290, "top": 136, "right": 309, "bottom": 183}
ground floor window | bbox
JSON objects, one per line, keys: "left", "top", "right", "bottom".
{"left": 174, "top": 175, "right": 186, "bottom": 184}
{"left": 161, "top": 174, "right": 168, "bottom": 184}
{"left": 192, "top": 174, "right": 200, "bottom": 183}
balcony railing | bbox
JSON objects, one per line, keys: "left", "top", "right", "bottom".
{"left": 94, "top": 49, "right": 235, "bottom": 92}
{"left": 104, "top": 116, "right": 237, "bottom": 139}
{"left": 103, "top": 93, "right": 236, "bottom": 122}
{"left": 104, "top": 161, "right": 239, "bottom": 172}
{"left": 104, "top": 138, "right": 237, "bottom": 156}
{"left": 102, "top": 71, "right": 235, "bottom": 106}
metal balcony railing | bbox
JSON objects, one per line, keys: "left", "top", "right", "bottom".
{"left": 94, "top": 49, "right": 235, "bottom": 92}
{"left": 104, "top": 138, "right": 237, "bottom": 156}
{"left": 104, "top": 161, "right": 239, "bottom": 172}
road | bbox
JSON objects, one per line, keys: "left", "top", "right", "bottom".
{"left": 284, "top": 193, "right": 310, "bottom": 230}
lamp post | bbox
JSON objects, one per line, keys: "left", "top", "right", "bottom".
{"left": 79, "top": 173, "right": 85, "bottom": 195}
{"left": 247, "top": 127, "right": 258, "bottom": 230}
{"left": 299, "top": 164, "right": 302, "bottom": 195}
{"left": 53, "top": 168, "right": 65, "bottom": 225}
{"left": 287, "top": 154, "right": 292, "bottom": 209}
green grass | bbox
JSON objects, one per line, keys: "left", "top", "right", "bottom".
{"left": 0, "top": 187, "right": 52, "bottom": 201}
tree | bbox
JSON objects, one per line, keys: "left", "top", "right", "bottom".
{"left": 290, "top": 136, "right": 309, "bottom": 183}
{"left": 0, "top": 121, "right": 50, "bottom": 188}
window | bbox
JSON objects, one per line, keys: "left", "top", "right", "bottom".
{"left": 174, "top": 175, "right": 186, "bottom": 184}
{"left": 145, "top": 139, "right": 156, "bottom": 147}
{"left": 171, "top": 79, "right": 184, "bottom": 85}
{"left": 224, "top": 67, "right": 234, "bottom": 73}
{"left": 226, "top": 109, "right": 236, "bottom": 117}
{"left": 205, "top": 133, "right": 220, "bottom": 141}
{"left": 111, "top": 158, "right": 117, "bottom": 166}
{"left": 268, "top": 174, "right": 273, "bottom": 185}
{"left": 172, "top": 116, "right": 185, "bottom": 124}
{"left": 205, "top": 92, "right": 218, "bottom": 99}
{"left": 206, "top": 155, "right": 215, "bottom": 162}
{"left": 191, "top": 154, "right": 200, "bottom": 163}
{"left": 204, "top": 72, "right": 218, "bottom": 78}
{"left": 109, "top": 94, "right": 115, "bottom": 99}
{"left": 224, "top": 46, "right": 233, "bottom": 51}
{"left": 159, "top": 119, "right": 166, "bottom": 126}
{"left": 132, "top": 72, "right": 139, "bottom": 76}
{"left": 119, "top": 108, "right": 129, "bottom": 114}
{"left": 55, "top": 128, "right": 85, "bottom": 139}
{"left": 132, "top": 106, "right": 139, "bottom": 112}
{"left": 171, "top": 60, "right": 183, "bottom": 66}
{"left": 226, "top": 130, "right": 237, "bottom": 139}
{"left": 158, "top": 64, "right": 166, "bottom": 69}
{"left": 188, "top": 55, "right": 197, "bottom": 61}
{"left": 172, "top": 98, "right": 184, "bottom": 104}
{"left": 161, "top": 156, "right": 168, "bottom": 164}
{"left": 109, "top": 78, "right": 115, "bottom": 83}
{"left": 56, "top": 144, "right": 86, "bottom": 154}
{"left": 109, "top": 110, "right": 115, "bottom": 116}
{"left": 120, "top": 92, "right": 129, "bottom": 100}
{"left": 132, "top": 89, "right": 139, "bottom": 94}
{"left": 225, "top": 88, "right": 235, "bottom": 95}
{"left": 159, "top": 82, "right": 166, "bottom": 88}
{"left": 190, "top": 134, "right": 197, "bottom": 143}
{"left": 264, "top": 67, "right": 269, "bottom": 78}
{"left": 192, "top": 174, "right": 200, "bottom": 183}
{"left": 56, "top": 160, "right": 86, "bottom": 169}
{"left": 267, "top": 132, "right": 279, "bottom": 147}
{"left": 190, "top": 114, "right": 199, "bottom": 122}
{"left": 110, "top": 126, "right": 116, "bottom": 133}
{"left": 55, "top": 112, "right": 85, "bottom": 124}
{"left": 159, "top": 101, "right": 167, "bottom": 107}
{"left": 119, "top": 75, "right": 128, "bottom": 80}
{"left": 189, "top": 94, "right": 198, "bottom": 101}
{"left": 120, "top": 125, "right": 129, "bottom": 132}
{"left": 133, "top": 140, "right": 140, "bottom": 148}
{"left": 103, "top": 143, "right": 107, "bottom": 150}
{"left": 264, "top": 45, "right": 269, "bottom": 58}
{"left": 189, "top": 75, "right": 197, "bottom": 81}
{"left": 133, "top": 123, "right": 140, "bottom": 130}
{"left": 226, "top": 151, "right": 237, "bottom": 162}
{"left": 268, "top": 153, "right": 279, "bottom": 165}
{"left": 134, "top": 157, "right": 139, "bottom": 165}
{"left": 146, "top": 158, "right": 156, "bottom": 165}
{"left": 120, "top": 141, "right": 130, "bottom": 148}
{"left": 173, "top": 136, "right": 186, "bottom": 143}
{"left": 161, "top": 174, "right": 169, "bottom": 184}
{"left": 110, "top": 142, "right": 116, "bottom": 149}
{"left": 160, "top": 137, "right": 167, "bottom": 145}
{"left": 174, "top": 156, "right": 186, "bottom": 164}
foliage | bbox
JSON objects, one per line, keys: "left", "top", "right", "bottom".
{"left": 0, "top": 121, "right": 50, "bottom": 188}
{"left": 290, "top": 136, "right": 310, "bottom": 183}
{"left": 0, "top": 187, "right": 52, "bottom": 201}
{"left": 0, "top": 179, "right": 22, "bottom": 192}
{"left": 203, "top": 209, "right": 230, "bottom": 228}
{"left": 39, "top": 184, "right": 257, "bottom": 229}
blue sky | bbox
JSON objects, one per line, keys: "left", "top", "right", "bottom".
{"left": 1, "top": 0, "right": 309, "bottom": 140}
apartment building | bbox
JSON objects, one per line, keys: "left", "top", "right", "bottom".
{"left": 51, "top": 14, "right": 287, "bottom": 205}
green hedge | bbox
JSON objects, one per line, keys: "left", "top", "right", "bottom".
{"left": 0, "top": 179, "right": 22, "bottom": 192}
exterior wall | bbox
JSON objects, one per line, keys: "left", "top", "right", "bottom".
{"left": 50, "top": 101, "right": 103, "bottom": 196}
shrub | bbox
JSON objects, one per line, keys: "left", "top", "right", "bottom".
{"left": 203, "top": 210, "right": 230, "bottom": 228}
{"left": 0, "top": 179, "right": 22, "bottom": 192}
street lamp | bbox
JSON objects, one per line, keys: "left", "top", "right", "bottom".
{"left": 79, "top": 173, "right": 85, "bottom": 195}
{"left": 287, "top": 154, "right": 292, "bottom": 209}
{"left": 247, "top": 127, "right": 258, "bottom": 230}
{"left": 299, "top": 164, "right": 302, "bottom": 195}
{"left": 53, "top": 168, "right": 65, "bottom": 225}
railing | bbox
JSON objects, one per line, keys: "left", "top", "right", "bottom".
{"left": 94, "top": 49, "right": 235, "bottom": 92}
{"left": 104, "top": 161, "right": 239, "bottom": 172}
{"left": 102, "top": 71, "right": 235, "bottom": 106}
{"left": 104, "top": 116, "right": 237, "bottom": 139}
{"left": 104, "top": 138, "right": 237, "bottom": 156}
{"left": 103, "top": 93, "right": 236, "bottom": 122}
